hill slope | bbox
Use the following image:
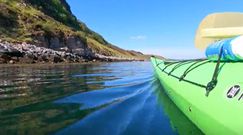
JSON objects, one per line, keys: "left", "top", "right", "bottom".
{"left": 0, "top": 0, "right": 147, "bottom": 62}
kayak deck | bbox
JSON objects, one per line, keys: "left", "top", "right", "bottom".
{"left": 151, "top": 56, "right": 243, "bottom": 134}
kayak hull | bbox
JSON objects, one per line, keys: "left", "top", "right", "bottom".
{"left": 151, "top": 57, "right": 243, "bottom": 134}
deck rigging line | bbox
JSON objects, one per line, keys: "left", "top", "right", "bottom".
{"left": 154, "top": 56, "right": 226, "bottom": 96}
{"left": 205, "top": 46, "right": 224, "bottom": 96}
{"left": 154, "top": 57, "right": 208, "bottom": 89}
{"left": 179, "top": 60, "right": 210, "bottom": 81}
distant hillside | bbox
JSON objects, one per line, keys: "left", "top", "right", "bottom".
{"left": 0, "top": 0, "right": 147, "bottom": 62}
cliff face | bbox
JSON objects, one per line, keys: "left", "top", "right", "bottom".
{"left": 0, "top": 0, "right": 146, "bottom": 61}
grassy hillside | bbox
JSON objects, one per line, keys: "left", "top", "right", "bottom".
{"left": 0, "top": 0, "right": 146, "bottom": 59}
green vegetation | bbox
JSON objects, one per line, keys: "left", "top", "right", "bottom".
{"left": 0, "top": 0, "right": 107, "bottom": 44}
{"left": 0, "top": 0, "right": 147, "bottom": 59}
{"left": 87, "top": 38, "right": 126, "bottom": 57}
{"left": 26, "top": 0, "right": 80, "bottom": 30}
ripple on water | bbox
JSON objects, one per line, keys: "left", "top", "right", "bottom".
{"left": 0, "top": 62, "right": 202, "bottom": 135}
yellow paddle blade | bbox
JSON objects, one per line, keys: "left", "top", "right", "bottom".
{"left": 195, "top": 12, "right": 243, "bottom": 50}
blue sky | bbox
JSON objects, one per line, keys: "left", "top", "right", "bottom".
{"left": 67, "top": 0, "right": 243, "bottom": 59}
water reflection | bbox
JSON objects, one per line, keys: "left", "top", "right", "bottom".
{"left": 0, "top": 62, "right": 202, "bottom": 135}
{"left": 0, "top": 64, "right": 108, "bottom": 110}
{"left": 155, "top": 83, "right": 204, "bottom": 135}
{"left": 55, "top": 79, "right": 177, "bottom": 135}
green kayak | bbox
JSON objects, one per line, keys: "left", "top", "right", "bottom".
{"left": 151, "top": 56, "right": 243, "bottom": 134}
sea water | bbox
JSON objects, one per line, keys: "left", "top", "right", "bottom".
{"left": 0, "top": 62, "right": 203, "bottom": 135}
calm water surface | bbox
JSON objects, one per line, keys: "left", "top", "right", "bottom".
{"left": 0, "top": 62, "right": 203, "bottom": 135}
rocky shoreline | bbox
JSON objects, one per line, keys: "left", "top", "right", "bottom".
{"left": 0, "top": 42, "right": 144, "bottom": 64}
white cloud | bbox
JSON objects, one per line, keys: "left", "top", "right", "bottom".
{"left": 130, "top": 35, "right": 147, "bottom": 40}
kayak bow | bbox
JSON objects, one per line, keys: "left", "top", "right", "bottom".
{"left": 151, "top": 56, "right": 243, "bottom": 134}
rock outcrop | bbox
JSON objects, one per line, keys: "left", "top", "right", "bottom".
{"left": 0, "top": 42, "right": 84, "bottom": 64}
{"left": 0, "top": 41, "right": 144, "bottom": 64}
{"left": 34, "top": 35, "right": 95, "bottom": 58}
